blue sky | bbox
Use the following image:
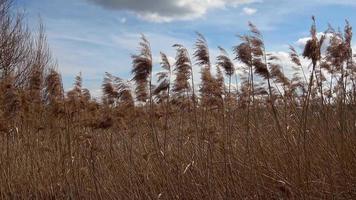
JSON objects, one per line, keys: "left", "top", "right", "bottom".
{"left": 13, "top": 0, "right": 356, "bottom": 96}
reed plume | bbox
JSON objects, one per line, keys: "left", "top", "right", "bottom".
{"left": 131, "top": 34, "right": 152, "bottom": 103}
{"left": 194, "top": 32, "right": 221, "bottom": 107}
{"left": 114, "top": 76, "right": 134, "bottom": 107}
{"left": 217, "top": 47, "right": 235, "bottom": 95}
{"left": 102, "top": 72, "right": 134, "bottom": 107}
{"left": 102, "top": 72, "right": 118, "bottom": 106}
{"left": 289, "top": 46, "right": 307, "bottom": 99}
{"left": 302, "top": 17, "right": 325, "bottom": 119}
{"left": 155, "top": 52, "right": 172, "bottom": 152}
{"left": 44, "top": 68, "right": 64, "bottom": 115}
{"left": 153, "top": 52, "right": 171, "bottom": 103}
{"left": 67, "top": 73, "right": 83, "bottom": 107}
{"left": 172, "top": 44, "right": 192, "bottom": 100}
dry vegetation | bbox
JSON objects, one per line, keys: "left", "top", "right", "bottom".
{"left": 0, "top": 0, "right": 356, "bottom": 199}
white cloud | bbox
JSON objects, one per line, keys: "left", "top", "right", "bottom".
{"left": 87, "top": 0, "right": 258, "bottom": 22}
{"left": 119, "top": 17, "right": 127, "bottom": 23}
{"left": 242, "top": 7, "right": 257, "bottom": 15}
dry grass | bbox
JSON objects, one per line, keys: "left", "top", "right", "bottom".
{"left": 0, "top": 1, "right": 356, "bottom": 199}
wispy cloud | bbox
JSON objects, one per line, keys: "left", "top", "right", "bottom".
{"left": 242, "top": 7, "right": 257, "bottom": 15}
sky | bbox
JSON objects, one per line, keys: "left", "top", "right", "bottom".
{"left": 13, "top": 0, "right": 356, "bottom": 97}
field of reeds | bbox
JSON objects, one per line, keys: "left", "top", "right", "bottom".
{"left": 0, "top": 0, "right": 355, "bottom": 199}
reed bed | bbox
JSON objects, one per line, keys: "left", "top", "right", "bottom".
{"left": 0, "top": 1, "right": 355, "bottom": 199}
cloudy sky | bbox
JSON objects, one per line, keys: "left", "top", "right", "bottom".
{"left": 14, "top": 0, "right": 356, "bottom": 96}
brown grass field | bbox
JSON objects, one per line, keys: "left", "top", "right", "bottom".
{"left": 0, "top": 0, "right": 355, "bottom": 199}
